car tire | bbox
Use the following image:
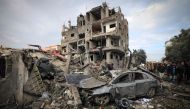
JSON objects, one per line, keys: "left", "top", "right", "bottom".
{"left": 146, "top": 87, "right": 156, "bottom": 98}
{"left": 94, "top": 94, "right": 111, "bottom": 105}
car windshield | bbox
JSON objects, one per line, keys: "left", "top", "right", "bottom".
{"left": 135, "top": 72, "right": 143, "bottom": 80}
{"left": 113, "top": 74, "right": 130, "bottom": 84}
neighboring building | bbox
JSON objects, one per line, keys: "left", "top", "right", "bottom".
{"left": 43, "top": 45, "right": 61, "bottom": 52}
{"left": 61, "top": 3, "right": 129, "bottom": 68}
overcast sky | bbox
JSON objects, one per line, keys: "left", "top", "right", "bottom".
{"left": 0, "top": 0, "right": 190, "bottom": 61}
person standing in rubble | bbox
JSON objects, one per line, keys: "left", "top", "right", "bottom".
{"left": 158, "top": 63, "right": 166, "bottom": 79}
{"left": 171, "top": 63, "right": 177, "bottom": 82}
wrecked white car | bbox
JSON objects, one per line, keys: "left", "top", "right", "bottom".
{"left": 66, "top": 70, "right": 160, "bottom": 105}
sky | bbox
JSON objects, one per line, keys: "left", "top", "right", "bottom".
{"left": 0, "top": 0, "right": 190, "bottom": 61}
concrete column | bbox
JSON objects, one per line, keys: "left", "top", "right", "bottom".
{"left": 93, "top": 54, "right": 97, "bottom": 62}
{"left": 106, "top": 51, "right": 111, "bottom": 63}
{"left": 89, "top": 41, "right": 93, "bottom": 49}
{"left": 101, "top": 22, "right": 103, "bottom": 33}
{"left": 101, "top": 8, "right": 105, "bottom": 19}
{"left": 106, "top": 37, "right": 111, "bottom": 47}
{"left": 119, "top": 39, "right": 121, "bottom": 46}
{"left": 85, "top": 42, "right": 90, "bottom": 65}
{"left": 90, "top": 13, "right": 94, "bottom": 22}
{"left": 105, "top": 7, "right": 109, "bottom": 17}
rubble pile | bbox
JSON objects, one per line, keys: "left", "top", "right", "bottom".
{"left": 0, "top": 47, "right": 190, "bottom": 109}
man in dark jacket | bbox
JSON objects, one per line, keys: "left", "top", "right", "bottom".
{"left": 158, "top": 63, "right": 166, "bottom": 79}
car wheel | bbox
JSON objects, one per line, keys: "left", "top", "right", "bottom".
{"left": 94, "top": 94, "right": 111, "bottom": 105}
{"left": 147, "top": 87, "right": 156, "bottom": 97}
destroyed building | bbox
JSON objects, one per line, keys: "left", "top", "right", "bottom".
{"left": 61, "top": 3, "right": 129, "bottom": 69}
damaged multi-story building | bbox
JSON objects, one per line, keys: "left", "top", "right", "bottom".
{"left": 61, "top": 3, "right": 129, "bottom": 69}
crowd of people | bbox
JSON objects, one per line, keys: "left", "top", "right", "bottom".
{"left": 157, "top": 61, "right": 190, "bottom": 84}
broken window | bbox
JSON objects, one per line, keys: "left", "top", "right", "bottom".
{"left": 71, "top": 33, "right": 74, "bottom": 37}
{"left": 135, "top": 73, "right": 144, "bottom": 80}
{"left": 113, "top": 74, "right": 130, "bottom": 84}
{"left": 110, "top": 23, "right": 116, "bottom": 28}
{"left": 79, "top": 33, "right": 85, "bottom": 39}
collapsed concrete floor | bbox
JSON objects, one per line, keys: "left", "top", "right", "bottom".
{"left": 0, "top": 48, "right": 190, "bottom": 109}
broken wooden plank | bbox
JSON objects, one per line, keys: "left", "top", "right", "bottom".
{"left": 69, "top": 85, "right": 82, "bottom": 105}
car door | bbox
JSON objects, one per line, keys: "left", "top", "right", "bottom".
{"left": 111, "top": 73, "right": 135, "bottom": 98}
{"left": 134, "top": 72, "right": 151, "bottom": 96}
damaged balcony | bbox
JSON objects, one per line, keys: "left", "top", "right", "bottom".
{"left": 103, "top": 46, "right": 124, "bottom": 53}
{"left": 89, "top": 37, "right": 106, "bottom": 53}
{"left": 91, "top": 19, "right": 119, "bottom": 39}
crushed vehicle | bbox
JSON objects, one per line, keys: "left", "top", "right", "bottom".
{"left": 66, "top": 69, "right": 160, "bottom": 105}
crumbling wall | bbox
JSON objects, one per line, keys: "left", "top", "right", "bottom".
{"left": 0, "top": 52, "right": 29, "bottom": 105}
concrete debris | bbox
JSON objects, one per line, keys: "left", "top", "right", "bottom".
{"left": 0, "top": 47, "right": 190, "bottom": 109}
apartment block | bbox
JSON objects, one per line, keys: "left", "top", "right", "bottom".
{"left": 61, "top": 3, "right": 129, "bottom": 69}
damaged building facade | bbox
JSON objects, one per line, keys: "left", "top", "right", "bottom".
{"left": 61, "top": 3, "right": 129, "bottom": 69}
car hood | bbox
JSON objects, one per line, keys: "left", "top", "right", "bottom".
{"left": 65, "top": 74, "right": 107, "bottom": 88}
{"left": 79, "top": 77, "right": 107, "bottom": 89}
{"left": 92, "top": 85, "right": 112, "bottom": 95}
